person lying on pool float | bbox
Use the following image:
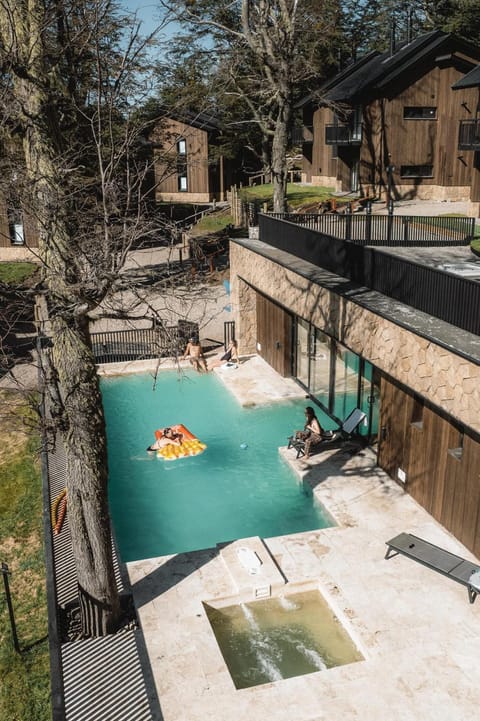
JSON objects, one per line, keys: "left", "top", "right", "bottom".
{"left": 147, "top": 427, "right": 183, "bottom": 452}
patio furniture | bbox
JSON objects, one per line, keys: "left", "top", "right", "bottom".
{"left": 385, "top": 532, "right": 480, "bottom": 604}
{"left": 287, "top": 407, "right": 367, "bottom": 459}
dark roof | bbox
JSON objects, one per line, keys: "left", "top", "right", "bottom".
{"left": 154, "top": 106, "right": 221, "bottom": 132}
{"left": 295, "top": 51, "right": 380, "bottom": 109}
{"left": 298, "top": 30, "right": 480, "bottom": 107}
{"left": 452, "top": 64, "right": 480, "bottom": 89}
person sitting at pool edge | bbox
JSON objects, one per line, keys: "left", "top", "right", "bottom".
{"left": 182, "top": 336, "right": 208, "bottom": 373}
{"left": 209, "top": 339, "right": 239, "bottom": 369}
{"left": 147, "top": 427, "right": 183, "bottom": 452}
{"left": 294, "top": 406, "right": 325, "bottom": 458}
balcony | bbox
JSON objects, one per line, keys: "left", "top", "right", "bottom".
{"left": 291, "top": 125, "right": 313, "bottom": 145}
{"left": 458, "top": 119, "right": 480, "bottom": 150}
{"left": 325, "top": 124, "right": 362, "bottom": 145}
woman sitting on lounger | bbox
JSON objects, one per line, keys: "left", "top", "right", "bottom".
{"left": 294, "top": 406, "right": 325, "bottom": 458}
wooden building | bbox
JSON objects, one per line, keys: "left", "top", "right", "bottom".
{"left": 0, "top": 192, "right": 39, "bottom": 259}
{"left": 151, "top": 111, "right": 242, "bottom": 204}
{"left": 297, "top": 31, "right": 480, "bottom": 215}
{"left": 230, "top": 217, "right": 480, "bottom": 558}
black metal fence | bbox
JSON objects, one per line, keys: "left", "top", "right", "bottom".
{"left": 224, "top": 320, "right": 235, "bottom": 349}
{"left": 268, "top": 212, "right": 475, "bottom": 246}
{"left": 90, "top": 320, "right": 235, "bottom": 364}
{"left": 91, "top": 325, "right": 187, "bottom": 364}
{"left": 258, "top": 214, "right": 480, "bottom": 336}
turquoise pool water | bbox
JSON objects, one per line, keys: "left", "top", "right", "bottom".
{"left": 101, "top": 371, "right": 334, "bottom": 562}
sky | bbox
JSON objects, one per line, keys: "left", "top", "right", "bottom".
{"left": 122, "top": 0, "right": 180, "bottom": 39}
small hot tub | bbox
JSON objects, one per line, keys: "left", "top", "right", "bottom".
{"left": 204, "top": 588, "right": 364, "bottom": 689}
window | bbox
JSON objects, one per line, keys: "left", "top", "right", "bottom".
{"left": 8, "top": 206, "right": 25, "bottom": 246}
{"left": 351, "top": 105, "right": 362, "bottom": 140}
{"left": 403, "top": 107, "right": 437, "bottom": 119}
{"left": 448, "top": 427, "right": 464, "bottom": 460}
{"left": 400, "top": 165, "right": 433, "bottom": 178}
{"left": 309, "top": 328, "right": 330, "bottom": 408}
{"left": 177, "top": 138, "right": 187, "bottom": 190}
{"left": 411, "top": 394, "right": 424, "bottom": 428}
{"left": 332, "top": 343, "right": 360, "bottom": 421}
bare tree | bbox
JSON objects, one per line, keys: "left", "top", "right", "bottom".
{"left": 161, "top": 0, "right": 340, "bottom": 212}
{"left": 0, "top": 0, "right": 203, "bottom": 636}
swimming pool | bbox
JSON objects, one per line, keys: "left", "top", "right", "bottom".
{"left": 101, "top": 371, "right": 334, "bottom": 562}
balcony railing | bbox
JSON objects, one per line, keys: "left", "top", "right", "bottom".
{"left": 258, "top": 213, "right": 480, "bottom": 337}
{"left": 291, "top": 125, "right": 313, "bottom": 144}
{"left": 325, "top": 124, "right": 362, "bottom": 145}
{"left": 458, "top": 119, "right": 480, "bottom": 150}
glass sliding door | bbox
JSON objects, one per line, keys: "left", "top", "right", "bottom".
{"left": 332, "top": 343, "right": 360, "bottom": 421}
{"left": 295, "top": 318, "right": 310, "bottom": 388}
{"left": 360, "top": 362, "right": 380, "bottom": 441}
{"left": 309, "top": 328, "right": 330, "bottom": 408}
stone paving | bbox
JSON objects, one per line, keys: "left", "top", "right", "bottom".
{"left": 126, "top": 355, "right": 480, "bottom": 721}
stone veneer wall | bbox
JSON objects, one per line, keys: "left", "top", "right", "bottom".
{"left": 393, "top": 185, "right": 471, "bottom": 202}
{"left": 230, "top": 242, "right": 480, "bottom": 435}
{"left": 0, "top": 246, "right": 38, "bottom": 262}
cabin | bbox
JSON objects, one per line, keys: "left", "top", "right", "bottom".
{"left": 297, "top": 30, "right": 480, "bottom": 216}
{"left": 151, "top": 110, "right": 245, "bottom": 204}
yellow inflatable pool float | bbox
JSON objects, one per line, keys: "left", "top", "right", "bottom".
{"left": 150, "top": 424, "right": 207, "bottom": 461}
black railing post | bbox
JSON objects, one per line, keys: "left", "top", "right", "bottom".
{"left": 387, "top": 198, "right": 394, "bottom": 244}
{"left": 366, "top": 201, "right": 372, "bottom": 243}
{"left": 468, "top": 217, "right": 475, "bottom": 241}
{"left": 345, "top": 207, "right": 352, "bottom": 240}
{"left": 2, "top": 562, "right": 20, "bottom": 653}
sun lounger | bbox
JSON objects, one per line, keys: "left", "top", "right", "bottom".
{"left": 287, "top": 408, "right": 367, "bottom": 459}
{"left": 385, "top": 532, "right": 480, "bottom": 604}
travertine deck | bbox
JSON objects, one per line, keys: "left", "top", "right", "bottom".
{"left": 127, "top": 355, "right": 480, "bottom": 721}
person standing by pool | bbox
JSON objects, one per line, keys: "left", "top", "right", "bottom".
{"left": 182, "top": 336, "right": 208, "bottom": 373}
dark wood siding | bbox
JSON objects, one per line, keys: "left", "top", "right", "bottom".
{"left": 378, "top": 376, "right": 480, "bottom": 558}
{"left": 380, "top": 63, "right": 480, "bottom": 192}
{"left": 303, "top": 107, "right": 337, "bottom": 184}
{"left": 0, "top": 194, "right": 39, "bottom": 248}
{"left": 153, "top": 118, "right": 212, "bottom": 198}
{"left": 256, "top": 293, "right": 293, "bottom": 377}
{"left": 0, "top": 195, "right": 10, "bottom": 247}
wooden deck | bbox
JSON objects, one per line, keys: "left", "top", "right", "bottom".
{"left": 47, "top": 436, "right": 161, "bottom": 720}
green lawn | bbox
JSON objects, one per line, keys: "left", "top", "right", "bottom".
{"left": 238, "top": 183, "right": 334, "bottom": 209}
{"left": 191, "top": 210, "right": 234, "bottom": 235}
{"left": 0, "top": 394, "right": 51, "bottom": 721}
{"left": 0, "top": 262, "right": 38, "bottom": 285}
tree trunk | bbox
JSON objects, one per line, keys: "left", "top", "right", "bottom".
{"left": 271, "top": 96, "right": 292, "bottom": 213}
{"left": 51, "top": 314, "right": 121, "bottom": 636}
{"left": 15, "top": 57, "right": 122, "bottom": 635}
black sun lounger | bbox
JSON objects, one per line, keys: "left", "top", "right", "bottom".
{"left": 287, "top": 408, "right": 367, "bottom": 459}
{"left": 385, "top": 532, "right": 480, "bottom": 604}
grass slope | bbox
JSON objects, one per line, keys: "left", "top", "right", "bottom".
{"left": 0, "top": 393, "right": 50, "bottom": 721}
